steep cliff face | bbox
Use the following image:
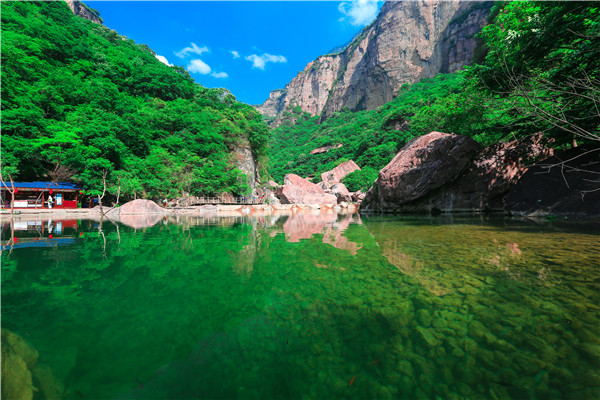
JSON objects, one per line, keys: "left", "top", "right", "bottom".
{"left": 233, "top": 143, "right": 261, "bottom": 195}
{"left": 259, "top": 1, "right": 491, "bottom": 125}
{"left": 64, "top": 0, "right": 102, "bottom": 24}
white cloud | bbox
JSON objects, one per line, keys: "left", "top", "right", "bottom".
{"left": 245, "top": 53, "right": 287, "bottom": 70}
{"left": 230, "top": 50, "right": 240, "bottom": 59}
{"left": 175, "top": 42, "right": 209, "bottom": 58}
{"left": 187, "top": 59, "right": 211, "bottom": 74}
{"left": 338, "top": 0, "right": 380, "bottom": 26}
{"left": 211, "top": 71, "right": 228, "bottom": 79}
{"left": 155, "top": 54, "right": 172, "bottom": 66}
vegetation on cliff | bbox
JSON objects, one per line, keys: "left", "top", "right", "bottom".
{"left": 268, "top": 1, "right": 599, "bottom": 186}
{"left": 1, "top": 1, "right": 269, "bottom": 199}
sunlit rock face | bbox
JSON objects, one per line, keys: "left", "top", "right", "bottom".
{"left": 64, "top": 0, "right": 102, "bottom": 24}
{"left": 233, "top": 143, "right": 260, "bottom": 195}
{"left": 257, "top": 1, "right": 491, "bottom": 125}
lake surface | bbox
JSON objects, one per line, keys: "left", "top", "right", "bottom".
{"left": 1, "top": 212, "right": 599, "bottom": 400}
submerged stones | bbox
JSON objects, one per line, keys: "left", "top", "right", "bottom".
{"left": 1, "top": 329, "right": 64, "bottom": 400}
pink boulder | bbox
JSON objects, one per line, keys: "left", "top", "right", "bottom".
{"left": 278, "top": 174, "right": 338, "bottom": 204}
{"left": 321, "top": 160, "right": 361, "bottom": 185}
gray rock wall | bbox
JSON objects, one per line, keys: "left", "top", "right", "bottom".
{"left": 258, "top": 1, "right": 492, "bottom": 126}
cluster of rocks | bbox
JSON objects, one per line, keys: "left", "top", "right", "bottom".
{"left": 361, "top": 131, "right": 599, "bottom": 217}
{"left": 274, "top": 160, "right": 365, "bottom": 206}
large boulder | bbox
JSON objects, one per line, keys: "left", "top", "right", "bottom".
{"left": 321, "top": 160, "right": 361, "bottom": 185}
{"left": 361, "top": 132, "right": 481, "bottom": 212}
{"left": 330, "top": 183, "right": 352, "bottom": 203}
{"left": 506, "top": 145, "right": 600, "bottom": 217}
{"left": 277, "top": 174, "right": 338, "bottom": 204}
{"left": 107, "top": 199, "right": 167, "bottom": 216}
{"left": 368, "top": 133, "right": 553, "bottom": 213}
{"left": 106, "top": 199, "right": 168, "bottom": 228}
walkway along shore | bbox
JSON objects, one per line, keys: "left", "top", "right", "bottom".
{"left": 0, "top": 203, "right": 359, "bottom": 221}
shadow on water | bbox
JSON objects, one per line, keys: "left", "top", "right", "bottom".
{"left": 1, "top": 212, "right": 598, "bottom": 399}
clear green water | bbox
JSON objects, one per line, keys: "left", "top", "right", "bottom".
{"left": 1, "top": 213, "right": 599, "bottom": 400}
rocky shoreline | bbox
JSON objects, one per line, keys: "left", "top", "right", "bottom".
{"left": 0, "top": 202, "right": 359, "bottom": 221}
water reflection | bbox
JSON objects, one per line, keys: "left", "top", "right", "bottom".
{"left": 1, "top": 219, "right": 84, "bottom": 250}
{"left": 1, "top": 214, "right": 598, "bottom": 400}
{"left": 108, "top": 213, "right": 166, "bottom": 229}
{"left": 281, "top": 211, "right": 363, "bottom": 254}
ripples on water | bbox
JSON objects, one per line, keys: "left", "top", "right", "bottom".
{"left": 1, "top": 212, "right": 599, "bottom": 400}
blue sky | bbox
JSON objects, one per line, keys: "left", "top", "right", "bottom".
{"left": 87, "top": 1, "right": 383, "bottom": 105}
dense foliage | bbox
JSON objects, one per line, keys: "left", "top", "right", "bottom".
{"left": 268, "top": 1, "right": 599, "bottom": 187}
{"left": 1, "top": 1, "right": 269, "bottom": 199}
{"left": 472, "top": 1, "right": 600, "bottom": 145}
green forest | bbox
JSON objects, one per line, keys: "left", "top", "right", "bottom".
{"left": 269, "top": 1, "right": 600, "bottom": 191}
{"left": 1, "top": 1, "right": 269, "bottom": 200}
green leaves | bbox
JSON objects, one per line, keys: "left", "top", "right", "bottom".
{"left": 470, "top": 1, "right": 600, "bottom": 144}
{"left": 2, "top": 0, "right": 269, "bottom": 199}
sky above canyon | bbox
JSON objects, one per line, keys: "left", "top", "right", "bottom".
{"left": 87, "top": 1, "right": 383, "bottom": 105}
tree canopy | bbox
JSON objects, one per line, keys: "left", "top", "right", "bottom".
{"left": 1, "top": 1, "right": 269, "bottom": 200}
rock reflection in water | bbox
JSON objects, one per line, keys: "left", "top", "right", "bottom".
{"left": 282, "top": 211, "right": 362, "bottom": 254}
{"left": 109, "top": 213, "right": 166, "bottom": 229}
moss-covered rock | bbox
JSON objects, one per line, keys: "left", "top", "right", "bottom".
{"left": 1, "top": 330, "right": 39, "bottom": 369}
{"left": 1, "top": 345, "right": 34, "bottom": 400}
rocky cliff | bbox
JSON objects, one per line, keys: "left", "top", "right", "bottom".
{"left": 233, "top": 143, "right": 261, "bottom": 196}
{"left": 64, "top": 0, "right": 102, "bottom": 24}
{"left": 257, "top": 1, "right": 491, "bottom": 125}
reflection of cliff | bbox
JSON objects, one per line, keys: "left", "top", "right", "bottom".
{"left": 281, "top": 212, "right": 362, "bottom": 255}
{"left": 231, "top": 226, "right": 261, "bottom": 276}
